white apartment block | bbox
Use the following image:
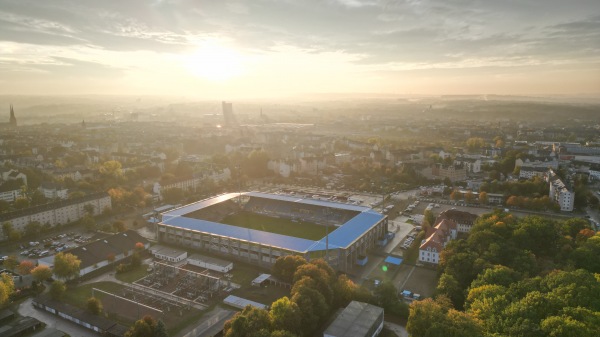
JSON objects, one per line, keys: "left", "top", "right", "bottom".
{"left": 0, "top": 193, "right": 112, "bottom": 235}
{"left": 547, "top": 169, "right": 574, "bottom": 212}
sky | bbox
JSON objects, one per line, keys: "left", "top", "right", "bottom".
{"left": 0, "top": 0, "right": 599, "bottom": 98}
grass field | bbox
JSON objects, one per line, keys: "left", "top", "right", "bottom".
{"left": 221, "top": 211, "right": 328, "bottom": 241}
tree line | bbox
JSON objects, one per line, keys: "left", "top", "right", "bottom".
{"left": 406, "top": 211, "right": 600, "bottom": 337}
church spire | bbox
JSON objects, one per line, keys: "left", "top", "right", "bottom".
{"left": 9, "top": 104, "right": 17, "bottom": 127}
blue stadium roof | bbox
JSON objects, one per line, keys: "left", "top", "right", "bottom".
{"left": 160, "top": 192, "right": 385, "bottom": 253}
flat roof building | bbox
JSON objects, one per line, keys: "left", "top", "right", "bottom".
{"left": 324, "top": 301, "right": 384, "bottom": 337}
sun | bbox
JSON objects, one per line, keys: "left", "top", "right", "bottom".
{"left": 185, "top": 41, "right": 244, "bottom": 81}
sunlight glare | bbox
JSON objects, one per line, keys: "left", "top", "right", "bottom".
{"left": 185, "top": 41, "right": 244, "bottom": 82}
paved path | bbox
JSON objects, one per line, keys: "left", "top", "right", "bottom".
{"left": 177, "top": 306, "right": 236, "bottom": 337}
{"left": 385, "top": 321, "right": 409, "bottom": 337}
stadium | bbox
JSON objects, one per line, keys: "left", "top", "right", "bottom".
{"left": 157, "top": 192, "right": 390, "bottom": 272}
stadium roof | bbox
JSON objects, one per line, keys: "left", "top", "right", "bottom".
{"left": 160, "top": 192, "right": 385, "bottom": 253}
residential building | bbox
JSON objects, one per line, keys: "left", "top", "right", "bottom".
{"left": 419, "top": 219, "right": 457, "bottom": 264}
{"left": 0, "top": 193, "right": 111, "bottom": 236}
{"left": 431, "top": 163, "right": 467, "bottom": 182}
{"left": 547, "top": 169, "right": 575, "bottom": 211}
{"left": 519, "top": 166, "right": 548, "bottom": 180}
{"left": 38, "top": 182, "right": 68, "bottom": 200}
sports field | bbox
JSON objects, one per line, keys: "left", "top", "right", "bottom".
{"left": 221, "top": 211, "right": 328, "bottom": 241}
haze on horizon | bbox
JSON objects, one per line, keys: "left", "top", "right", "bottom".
{"left": 0, "top": 0, "right": 599, "bottom": 99}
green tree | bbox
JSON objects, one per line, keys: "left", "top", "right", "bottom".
{"left": 53, "top": 252, "right": 81, "bottom": 280}
{"left": 14, "top": 197, "right": 30, "bottom": 209}
{"left": 125, "top": 315, "right": 157, "bottom": 337}
{"left": 24, "top": 221, "right": 42, "bottom": 237}
{"left": 272, "top": 255, "right": 307, "bottom": 283}
{"left": 87, "top": 297, "right": 103, "bottom": 315}
{"left": 154, "top": 320, "right": 169, "bottom": 337}
{"left": 223, "top": 305, "right": 272, "bottom": 337}
{"left": 270, "top": 297, "right": 301, "bottom": 335}
{"left": 3, "top": 255, "right": 18, "bottom": 272}
{"left": 83, "top": 203, "right": 95, "bottom": 215}
{"left": 81, "top": 214, "right": 97, "bottom": 232}
{"left": 1, "top": 221, "right": 13, "bottom": 238}
{"left": 49, "top": 280, "right": 66, "bottom": 299}
{"left": 99, "top": 160, "right": 123, "bottom": 179}
{"left": 374, "top": 281, "right": 408, "bottom": 318}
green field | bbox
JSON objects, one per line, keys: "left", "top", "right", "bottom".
{"left": 221, "top": 211, "right": 328, "bottom": 241}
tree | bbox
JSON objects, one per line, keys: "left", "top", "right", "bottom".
{"left": 113, "top": 221, "right": 126, "bottom": 232}
{"left": 3, "top": 255, "right": 18, "bottom": 272}
{"left": 14, "top": 197, "right": 30, "bottom": 209}
{"left": 49, "top": 280, "right": 66, "bottom": 299}
{"left": 18, "top": 260, "right": 35, "bottom": 275}
{"left": 272, "top": 255, "right": 307, "bottom": 283}
{"left": 155, "top": 320, "right": 169, "bottom": 337}
{"left": 1, "top": 222, "right": 13, "bottom": 238}
{"left": 99, "top": 160, "right": 123, "bottom": 179}
{"left": 0, "top": 273, "right": 15, "bottom": 306}
{"left": 270, "top": 297, "right": 301, "bottom": 335}
{"left": 450, "top": 190, "right": 461, "bottom": 201}
{"left": 81, "top": 214, "right": 96, "bottom": 232}
{"left": 87, "top": 297, "right": 103, "bottom": 315}
{"left": 374, "top": 281, "right": 409, "bottom": 318}
{"left": 31, "top": 265, "right": 53, "bottom": 283}
{"left": 83, "top": 204, "right": 95, "bottom": 216}
{"left": 53, "top": 252, "right": 81, "bottom": 280}
{"left": 223, "top": 305, "right": 272, "bottom": 337}
{"left": 125, "top": 315, "right": 157, "bottom": 337}
{"left": 465, "top": 191, "right": 475, "bottom": 204}
{"left": 24, "top": 221, "right": 42, "bottom": 237}
{"left": 479, "top": 191, "right": 488, "bottom": 205}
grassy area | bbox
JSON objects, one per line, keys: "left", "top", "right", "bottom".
{"left": 63, "top": 281, "right": 125, "bottom": 308}
{"left": 230, "top": 261, "right": 265, "bottom": 286}
{"left": 221, "top": 211, "right": 328, "bottom": 241}
{"left": 115, "top": 264, "right": 150, "bottom": 283}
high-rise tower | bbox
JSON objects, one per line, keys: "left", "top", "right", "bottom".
{"left": 9, "top": 104, "right": 17, "bottom": 127}
{"left": 222, "top": 101, "right": 238, "bottom": 127}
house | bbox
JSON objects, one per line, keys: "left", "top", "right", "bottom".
{"left": 454, "top": 156, "right": 481, "bottom": 174}
{"left": 418, "top": 219, "right": 457, "bottom": 265}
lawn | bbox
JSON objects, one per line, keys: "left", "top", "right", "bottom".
{"left": 221, "top": 211, "right": 328, "bottom": 241}
{"left": 64, "top": 281, "right": 125, "bottom": 308}
{"left": 115, "top": 264, "right": 150, "bottom": 283}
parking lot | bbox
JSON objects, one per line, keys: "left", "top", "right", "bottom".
{"left": 0, "top": 228, "right": 103, "bottom": 266}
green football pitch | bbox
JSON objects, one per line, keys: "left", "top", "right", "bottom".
{"left": 221, "top": 211, "right": 329, "bottom": 241}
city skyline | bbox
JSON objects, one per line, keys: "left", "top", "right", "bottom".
{"left": 0, "top": 0, "right": 599, "bottom": 98}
